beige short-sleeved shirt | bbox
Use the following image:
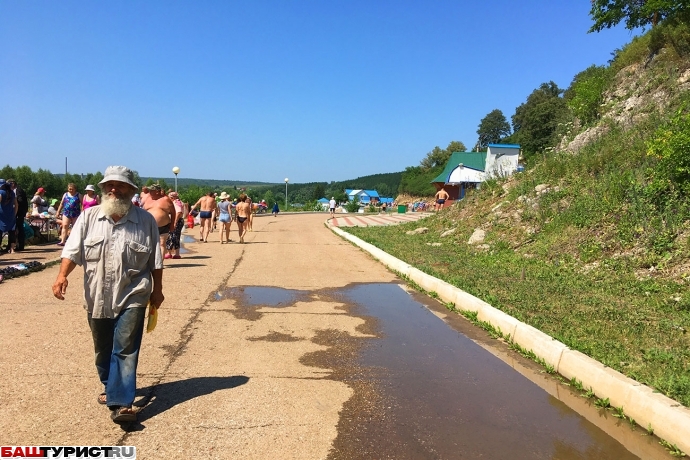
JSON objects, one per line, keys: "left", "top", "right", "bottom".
{"left": 61, "top": 205, "right": 163, "bottom": 319}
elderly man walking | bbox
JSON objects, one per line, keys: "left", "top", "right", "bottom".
{"left": 52, "top": 166, "right": 164, "bottom": 423}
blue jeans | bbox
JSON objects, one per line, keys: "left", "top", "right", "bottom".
{"left": 88, "top": 307, "right": 146, "bottom": 408}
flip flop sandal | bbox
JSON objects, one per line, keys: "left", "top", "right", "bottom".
{"left": 97, "top": 393, "right": 107, "bottom": 405}
{"left": 111, "top": 407, "right": 137, "bottom": 423}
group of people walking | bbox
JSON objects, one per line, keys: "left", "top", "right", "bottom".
{"left": 189, "top": 191, "right": 253, "bottom": 244}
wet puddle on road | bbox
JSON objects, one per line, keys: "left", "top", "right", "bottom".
{"left": 330, "top": 283, "right": 668, "bottom": 459}
{"left": 214, "top": 286, "right": 310, "bottom": 305}
{"left": 213, "top": 286, "right": 314, "bottom": 320}
{"left": 216, "top": 283, "right": 669, "bottom": 459}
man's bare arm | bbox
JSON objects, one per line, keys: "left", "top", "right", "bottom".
{"left": 52, "top": 258, "right": 77, "bottom": 300}
{"left": 150, "top": 268, "right": 164, "bottom": 308}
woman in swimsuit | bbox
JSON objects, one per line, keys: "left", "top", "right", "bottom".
{"left": 217, "top": 192, "right": 234, "bottom": 243}
{"left": 82, "top": 184, "right": 100, "bottom": 212}
{"left": 235, "top": 193, "right": 251, "bottom": 244}
{"left": 55, "top": 183, "right": 81, "bottom": 246}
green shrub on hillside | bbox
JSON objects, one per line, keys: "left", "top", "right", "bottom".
{"left": 565, "top": 65, "right": 612, "bottom": 126}
{"left": 399, "top": 165, "right": 441, "bottom": 196}
{"left": 647, "top": 105, "right": 690, "bottom": 194}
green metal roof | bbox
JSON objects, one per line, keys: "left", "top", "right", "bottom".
{"left": 431, "top": 152, "right": 487, "bottom": 184}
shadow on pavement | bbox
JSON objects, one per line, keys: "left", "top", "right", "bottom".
{"left": 164, "top": 263, "right": 207, "bottom": 269}
{"left": 134, "top": 375, "right": 250, "bottom": 425}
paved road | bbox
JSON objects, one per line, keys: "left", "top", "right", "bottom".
{"left": 0, "top": 214, "right": 668, "bottom": 459}
{"left": 0, "top": 214, "right": 397, "bottom": 459}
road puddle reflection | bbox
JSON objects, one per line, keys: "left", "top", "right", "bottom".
{"left": 329, "top": 283, "right": 668, "bottom": 460}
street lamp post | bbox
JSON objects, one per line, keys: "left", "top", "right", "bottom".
{"left": 284, "top": 178, "right": 289, "bottom": 211}
{"left": 172, "top": 166, "right": 180, "bottom": 192}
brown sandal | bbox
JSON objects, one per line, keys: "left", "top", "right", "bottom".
{"left": 111, "top": 406, "right": 137, "bottom": 422}
{"left": 97, "top": 393, "right": 107, "bottom": 405}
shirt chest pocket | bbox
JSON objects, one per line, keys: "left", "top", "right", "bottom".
{"left": 84, "top": 236, "right": 105, "bottom": 262}
{"left": 125, "top": 240, "right": 150, "bottom": 270}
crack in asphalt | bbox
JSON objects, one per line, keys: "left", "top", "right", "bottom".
{"left": 116, "top": 249, "right": 246, "bottom": 443}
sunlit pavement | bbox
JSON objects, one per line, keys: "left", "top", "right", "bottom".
{"left": 330, "top": 212, "right": 432, "bottom": 227}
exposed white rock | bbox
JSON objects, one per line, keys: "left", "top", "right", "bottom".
{"left": 491, "top": 202, "right": 506, "bottom": 212}
{"left": 440, "top": 228, "right": 456, "bottom": 238}
{"left": 406, "top": 227, "right": 428, "bottom": 235}
{"left": 467, "top": 228, "right": 486, "bottom": 245}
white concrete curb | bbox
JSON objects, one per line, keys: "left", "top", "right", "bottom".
{"left": 328, "top": 222, "right": 690, "bottom": 454}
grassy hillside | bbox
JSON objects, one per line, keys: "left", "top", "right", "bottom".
{"left": 347, "top": 27, "right": 690, "bottom": 409}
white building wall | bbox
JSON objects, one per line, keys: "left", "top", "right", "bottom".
{"left": 485, "top": 146, "right": 520, "bottom": 179}
{"left": 448, "top": 166, "right": 485, "bottom": 184}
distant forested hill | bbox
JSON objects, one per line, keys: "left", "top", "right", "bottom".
{"left": 140, "top": 171, "right": 402, "bottom": 205}
{"left": 142, "top": 177, "right": 278, "bottom": 189}
{"left": 250, "top": 171, "right": 403, "bottom": 204}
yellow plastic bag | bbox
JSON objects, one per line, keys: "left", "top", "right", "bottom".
{"left": 146, "top": 302, "right": 158, "bottom": 333}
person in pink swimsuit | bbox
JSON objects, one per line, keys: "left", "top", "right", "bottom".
{"left": 82, "top": 184, "right": 101, "bottom": 211}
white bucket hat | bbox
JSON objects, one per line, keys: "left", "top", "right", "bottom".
{"left": 98, "top": 166, "right": 139, "bottom": 190}
{"left": 85, "top": 184, "right": 96, "bottom": 191}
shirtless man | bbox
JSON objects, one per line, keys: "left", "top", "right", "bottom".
{"left": 143, "top": 184, "right": 177, "bottom": 257}
{"left": 434, "top": 187, "right": 450, "bottom": 211}
{"left": 139, "top": 186, "right": 152, "bottom": 209}
{"left": 190, "top": 191, "right": 217, "bottom": 243}
{"left": 235, "top": 193, "right": 251, "bottom": 244}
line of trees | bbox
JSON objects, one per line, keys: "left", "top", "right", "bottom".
{"left": 0, "top": 164, "right": 404, "bottom": 212}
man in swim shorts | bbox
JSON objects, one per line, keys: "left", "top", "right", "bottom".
{"left": 190, "top": 191, "right": 217, "bottom": 242}
{"left": 434, "top": 187, "right": 450, "bottom": 211}
{"left": 143, "top": 184, "right": 177, "bottom": 259}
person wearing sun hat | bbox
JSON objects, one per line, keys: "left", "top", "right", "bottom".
{"left": 52, "top": 165, "right": 163, "bottom": 424}
{"left": 82, "top": 184, "right": 100, "bottom": 211}
{"left": 31, "top": 187, "right": 49, "bottom": 216}
{"left": 217, "top": 191, "right": 233, "bottom": 243}
{"left": 48, "top": 198, "right": 59, "bottom": 216}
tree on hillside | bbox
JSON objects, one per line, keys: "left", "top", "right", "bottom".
{"left": 333, "top": 190, "right": 348, "bottom": 203}
{"left": 312, "top": 184, "right": 325, "bottom": 200}
{"left": 476, "top": 109, "right": 511, "bottom": 150}
{"left": 445, "top": 140, "right": 467, "bottom": 154}
{"left": 511, "top": 81, "right": 569, "bottom": 157}
{"left": 420, "top": 146, "right": 447, "bottom": 170}
{"left": 420, "top": 141, "right": 466, "bottom": 170}
{"left": 399, "top": 165, "right": 441, "bottom": 196}
{"left": 589, "top": 0, "right": 690, "bottom": 32}
{"left": 375, "top": 182, "right": 392, "bottom": 197}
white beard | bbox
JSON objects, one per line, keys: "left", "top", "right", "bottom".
{"left": 101, "top": 193, "right": 133, "bottom": 217}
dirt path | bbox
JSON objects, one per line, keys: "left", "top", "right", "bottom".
{"left": 0, "top": 214, "right": 394, "bottom": 459}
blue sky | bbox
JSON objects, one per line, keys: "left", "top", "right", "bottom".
{"left": 0, "top": 1, "right": 638, "bottom": 184}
